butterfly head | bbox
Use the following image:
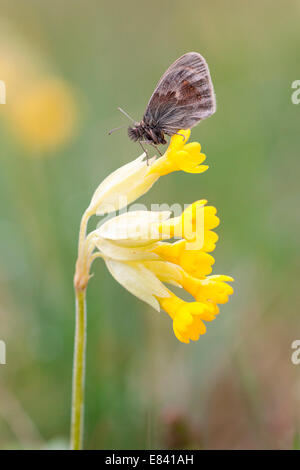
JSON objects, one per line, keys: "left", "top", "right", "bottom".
{"left": 128, "top": 124, "right": 144, "bottom": 142}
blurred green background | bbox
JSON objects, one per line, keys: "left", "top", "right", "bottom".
{"left": 0, "top": 0, "right": 300, "bottom": 450}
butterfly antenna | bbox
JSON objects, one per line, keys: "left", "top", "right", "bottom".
{"left": 108, "top": 125, "right": 127, "bottom": 135}
{"left": 117, "top": 107, "right": 136, "bottom": 123}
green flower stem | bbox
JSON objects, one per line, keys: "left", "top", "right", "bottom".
{"left": 71, "top": 287, "right": 87, "bottom": 450}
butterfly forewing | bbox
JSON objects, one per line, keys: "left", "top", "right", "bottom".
{"left": 143, "top": 52, "right": 216, "bottom": 134}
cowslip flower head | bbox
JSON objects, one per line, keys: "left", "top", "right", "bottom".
{"left": 79, "top": 204, "right": 233, "bottom": 342}
{"left": 74, "top": 129, "right": 234, "bottom": 343}
{"left": 158, "top": 293, "right": 217, "bottom": 343}
{"left": 143, "top": 261, "right": 234, "bottom": 343}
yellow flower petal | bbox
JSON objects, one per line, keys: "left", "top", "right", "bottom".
{"left": 146, "top": 155, "right": 175, "bottom": 176}
{"left": 157, "top": 292, "right": 217, "bottom": 343}
{"left": 155, "top": 201, "right": 219, "bottom": 250}
{"left": 179, "top": 249, "right": 215, "bottom": 278}
{"left": 183, "top": 142, "right": 202, "bottom": 155}
{"left": 153, "top": 240, "right": 215, "bottom": 278}
{"left": 170, "top": 150, "right": 208, "bottom": 174}
{"left": 147, "top": 129, "right": 208, "bottom": 176}
{"left": 180, "top": 272, "right": 234, "bottom": 304}
{"left": 168, "top": 129, "right": 191, "bottom": 151}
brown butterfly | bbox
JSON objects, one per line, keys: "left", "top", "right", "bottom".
{"left": 110, "top": 52, "right": 216, "bottom": 155}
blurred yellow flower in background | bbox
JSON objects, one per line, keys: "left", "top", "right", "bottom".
{"left": 8, "top": 78, "right": 78, "bottom": 153}
{"left": 0, "top": 20, "right": 78, "bottom": 154}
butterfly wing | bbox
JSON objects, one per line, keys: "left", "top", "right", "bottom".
{"left": 143, "top": 52, "right": 216, "bottom": 135}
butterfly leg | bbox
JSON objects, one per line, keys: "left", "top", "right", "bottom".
{"left": 139, "top": 141, "right": 149, "bottom": 165}
{"left": 149, "top": 142, "right": 162, "bottom": 156}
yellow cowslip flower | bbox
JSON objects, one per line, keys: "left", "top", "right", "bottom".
{"left": 94, "top": 199, "right": 219, "bottom": 248}
{"left": 8, "top": 78, "right": 78, "bottom": 153}
{"left": 156, "top": 200, "right": 219, "bottom": 244}
{"left": 146, "top": 200, "right": 219, "bottom": 278}
{"left": 158, "top": 292, "right": 218, "bottom": 343}
{"left": 142, "top": 261, "right": 233, "bottom": 304}
{"left": 82, "top": 147, "right": 212, "bottom": 220}
{"left": 102, "top": 258, "right": 233, "bottom": 344}
{"left": 83, "top": 135, "right": 213, "bottom": 218}
{"left": 180, "top": 273, "right": 234, "bottom": 304}
{"left": 140, "top": 261, "right": 234, "bottom": 343}
{"left": 95, "top": 200, "right": 219, "bottom": 249}
{"left": 147, "top": 129, "right": 208, "bottom": 176}
{"left": 152, "top": 240, "right": 215, "bottom": 278}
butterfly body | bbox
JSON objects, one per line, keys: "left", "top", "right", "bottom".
{"left": 128, "top": 120, "right": 167, "bottom": 145}
{"left": 127, "top": 52, "right": 216, "bottom": 149}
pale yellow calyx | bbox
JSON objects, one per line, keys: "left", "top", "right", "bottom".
{"left": 95, "top": 210, "right": 172, "bottom": 245}
{"left": 88, "top": 154, "right": 159, "bottom": 216}
{"left": 105, "top": 259, "right": 170, "bottom": 311}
